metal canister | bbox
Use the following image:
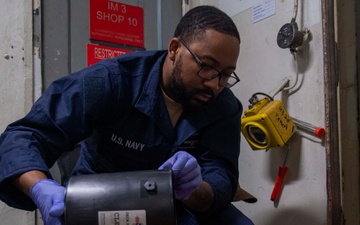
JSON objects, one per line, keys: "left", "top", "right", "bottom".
{"left": 64, "top": 170, "right": 176, "bottom": 225}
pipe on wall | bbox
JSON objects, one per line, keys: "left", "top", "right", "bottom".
{"left": 321, "top": 0, "right": 343, "bottom": 224}
{"left": 357, "top": 0, "right": 360, "bottom": 153}
{"left": 156, "top": 0, "right": 162, "bottom": 49}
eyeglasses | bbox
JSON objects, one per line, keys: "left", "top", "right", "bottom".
{"left": 178, "top": 39, "right": 240, "bottom": 88}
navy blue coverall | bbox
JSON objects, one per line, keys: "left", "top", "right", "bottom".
{"left": 0, "top": 50, "right": 251, "bottom": 224}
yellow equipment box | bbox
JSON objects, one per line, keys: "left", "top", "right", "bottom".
{"left": 241, "top": 98, "right": 296, "bottom": 150}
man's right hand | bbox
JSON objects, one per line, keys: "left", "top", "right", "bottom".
{"left": 30, "top": 179, "right": 65, "bottom": 225}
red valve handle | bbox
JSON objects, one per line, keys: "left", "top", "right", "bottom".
{"left": 271, "top": 166, "right": 288, "bottom": 201}
{"left": 314, "top": 127, "right": 325, "bottom": 138}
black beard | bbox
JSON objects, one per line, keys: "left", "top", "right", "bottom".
{"left": 166, "top": 58, "right": 215, "bottom": 108}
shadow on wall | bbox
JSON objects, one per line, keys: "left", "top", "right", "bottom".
{"left": 264, "top": 37, "right": 313, "bottom": 186}
{"left": 259, "top": 207, "right": 325, "bottom": 225}
{"left": 266, "top": 120, "right": 325, "bottom": 197}
{"left": 267, "top": 133, "right": 303, "bottom": 183}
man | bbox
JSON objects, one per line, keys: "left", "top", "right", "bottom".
{"left": 0, "top": 5, "right": 255, "bottom": 225}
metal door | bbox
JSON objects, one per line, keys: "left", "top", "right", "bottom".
{"left": 41, "top": 0, "right": 182, "bottom": 90}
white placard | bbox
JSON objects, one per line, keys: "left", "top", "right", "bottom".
{"left": 253, "top": 0, "right": 276, "bottom": 23}
{"left": 219, "top": 0, "right": 262, "bottom": 17}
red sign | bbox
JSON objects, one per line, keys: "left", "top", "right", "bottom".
{"left": 87, "top": 43, "right": 133, "bottom": 66}
{"left": 89, "top": 0, "right": 144, "bottom": 47}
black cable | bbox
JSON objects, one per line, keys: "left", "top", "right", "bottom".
{"left": 251, "top": 92, "right": 274, "bottom": 101}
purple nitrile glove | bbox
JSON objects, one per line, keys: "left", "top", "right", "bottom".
{"left": 159, "top": 151, "right": 202, "bottom": 200}
{"left": 30, "top": 179, "right": 65, "bottom": 225}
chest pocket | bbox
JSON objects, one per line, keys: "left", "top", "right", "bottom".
{"left": 177, "top": 132, "right": 201, "bottom": 150}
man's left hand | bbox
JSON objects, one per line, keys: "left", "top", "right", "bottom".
{"left": 159, "top": 151, "right": 202, "bottom": 200}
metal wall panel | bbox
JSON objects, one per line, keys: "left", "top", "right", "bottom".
{"left": 42, "top": 0, "right": 70, "bottom": 90}
{"left": 42, "top": 0, "right": 182, "bottom": 89}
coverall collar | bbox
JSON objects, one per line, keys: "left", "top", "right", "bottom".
{"left": 135, "top": 51, "right": 224, "bottom": 144}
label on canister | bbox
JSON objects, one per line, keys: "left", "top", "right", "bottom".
{"left": 98, "top": 210, "right": 146, "bottom": 225}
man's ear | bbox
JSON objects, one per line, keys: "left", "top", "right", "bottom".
{"left": 168, "top": 38, "right": 181, "bottom": 61}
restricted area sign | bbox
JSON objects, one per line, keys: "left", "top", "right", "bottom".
{"left": 87, "top": 43, "right": 133, "bottom": 66}
{"left": 89, "top": 0, "right": 144, "bottom": 47}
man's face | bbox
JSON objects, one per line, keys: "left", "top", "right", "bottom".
{"left": 168, "top": 55, "right": 216, "bottom": 108}
{"left": 165, "top": 29, "right": 240, "bottom": 108}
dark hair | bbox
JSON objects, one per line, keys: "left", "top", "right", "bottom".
{"left": 174, "top": 5, "right": 240, "bottom": 43}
